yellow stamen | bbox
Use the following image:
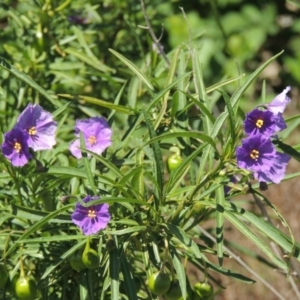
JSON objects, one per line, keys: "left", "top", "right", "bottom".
{"left": 250, "top": 149, "right": 259, "bottom": 160}
{"left": 14, "top": 142, "right": 22, "bottom": 153}
{"left": 88, "top": 209, "right": 96, "bottom": 219}
{"left": 28, "top": 127, "right": 37, "bottom": 135}
{"left": 256, "top": 119, "right": 264, "bottom": 128}
{"left": 88, "top": 135, "right": 97, "bottom": 145}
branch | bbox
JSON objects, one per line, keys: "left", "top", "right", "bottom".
{"left": 140, "top": 0, "right": 170, "bottom": 66}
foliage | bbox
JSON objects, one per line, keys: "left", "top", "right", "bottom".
{"left": 1, "top": 1, "right": 300, "bottom": 300}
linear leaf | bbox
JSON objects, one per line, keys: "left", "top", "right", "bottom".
{"left": 109, "top": 48, "right": 154, "bottom": 92}
{"left": 121, "top": 256, "right": 138, "bottom": 300}
{"left": 224, "top": 210, "right": 288, "bottom": 270}
{"left": 11, "top": 203, "right": 71, "bottom": 223}
{"left": 110, "top": 238, "right": 120, "bottom": 300}
{"left": 144, "top": 131, "right": 217, "bottom": 151}
{"left": 4, "top": 203, "right": 74, "bottom": 259}
{"left": 170, "top": 246, "right": 187, "bottom": 299}
{"left": 57, "top": 94, "right": 136, "bottom": 115}
{"left": 215, "top": 182, "right": 225, "bottom": 266}
{"left": 0, "top": 56, "right": 58, "bottom": 106}
{"left": 229, "top": 202, "right": 300, "bottom": 261}
{"left": 42, "top": 239, "right": 86, "bottom": 279}
{"left": 142, "top": 109, "right": 164, "bottom": 202}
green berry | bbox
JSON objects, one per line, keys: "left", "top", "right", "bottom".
{"left": 82, "top": 248, "right": 100, "bottom": 269}
{"left": 69, "top": 252, "right": 86, "bottom": 272}
{"left": 164, "top": 279, "right": 182, "bottom": 300}
{"left": 167, "top": 154, "right": 183, "bottom": 172}
{"left": 194, "top": 281, "right": 214, "bottom": 299}
{"left": 147, "top": 271, "right": 171, "bottom": 295}
{"left": 15, "top": 277, "right": 37, "bottom": 300}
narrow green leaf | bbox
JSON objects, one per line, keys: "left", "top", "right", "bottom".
{"left": 52, "top": 102, "right": 71, "bottom": 118}
{"left": 205, "top": 74, "right": 245, "bottom": 94}
{"left": 192, "top": 51, "right": 211, "bottom": 132}
{"left": 215, "top": 182, "right": 225, "bottom": 266}
{"left": 192, "top": 258, "right": 255, "bottom": 283}
{"left": 65, "top": 47, "right": 114, "bottom": 73}
{"left": 11, "top": 203, "right": 71, "bottom": 223}
{"left": 229, "top": 202, "right": 300, "bottom": 261}
{"left": 142, "top": 109, "right": 164, "bottom": 202}
{"left": 16, "top": 235, "right": 86, "bottom": 243}
{"left": 166, "top": 223, "right": 203, "bottom": 259}
{"left": 185, "top": 92, "right": 215, "bottom": 124}
{"left": 146, "top": 72, "right": 192, "bottom": 112}
{"left": 110, "top": 238, "right": 120, "bottom": 300}
{"left": 224, "top": 210, "right": 288, "bottom": 270}
{"left": 0, "top": 56, "right": 58, "bottom": 106}
{"left": 42, "top": 239, "right": 86, "bottom": 279}
{"left": 109, "top": 81, "right": 127, "bottom": 120}
{"left": 172, "top": 50, "right": 188, "bottom": 126}
{"left": 4, "top": 203, "right": 74, "bottom": 259}
{"left": 222, "top": 92, "right": 236, "bottom": 146}
{"left": 144, "top": 131, "right": 217, "bottom": 152}
{"left": 57, "top": 94, "right": 136, "bottom": 115}
{"left": 273, "top": 140, "right": 300, "bottom": 162}
{"left": 109, "top": 48, "right": 154, "bottom": 92}
{"left": 108, "top": 226, "right": 146, "bottom": 236}
{"left": 83, "top": 149, "right": 123, "bottom": 179}
{"left": 121, "top": 256, "right": 138, "bottom": 300}
{"left": 46, "top": 166, "right": 87, "bottom": 178}
{"left": 152, "top": 48, "right": 180, "bottom": 132}
{"left": 170, "top": 246, "right": 187, "bottom": 299}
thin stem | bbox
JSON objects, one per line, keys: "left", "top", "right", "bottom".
{"left": 253, "top": 193, "right": 300, "bottom": 298}
{"left": 140, "top": 0, "right": 170, "bottom": 67}
{"left": 198, "top": 226, "right": 286, "bottom": 300}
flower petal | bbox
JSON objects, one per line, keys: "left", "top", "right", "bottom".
{"left": 71, "top": 195, "right": 110, "bottom": 235}
{"left": 267, "top": 87, "right": 291, "bottom": 115}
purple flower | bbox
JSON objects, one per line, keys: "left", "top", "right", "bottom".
{"left": 69, "top": 117, "right": 112, "bottom": 159}
{"left": 236, "top": 135, "right": 290, "bottom": 184}
{"left": 71, "top": 196, "right": 110, "bottom": 235}
{"left": 244, "top": 108, "right": 278, "bottom": 137}
{"left": 2, "top": 128, "right": 32, "bottom": 167}
{"left": 267, "top": 86, "right": 291, "bottom": 115}
{"left": 15, "top": 103, "right": 57, "bottom": 151}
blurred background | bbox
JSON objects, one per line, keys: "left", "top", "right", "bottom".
{"left": 1, "top": 0, "right": 300, "bottom": 299}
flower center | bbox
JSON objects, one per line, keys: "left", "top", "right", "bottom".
{"left": 88, "top": 135, "right": 97, "bottom": 145}
{"left": 14, "top": 142, "right": 22, "bottom": 153}
{"left": 28, "top": 127, "right": 37, "bottom": 135}
{"left": 88, "top": 209, "right": 96, "bottom": 219}
{"left": 250, "top": 149, "right": 259, "bottom": 160}
{"left": 255, "top": 119, "right": 264, "bottom": 128}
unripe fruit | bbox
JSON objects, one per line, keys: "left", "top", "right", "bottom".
{"left": 167, "top": 154, "right": 183, "bottom": 172}
{"left": 164, "top": 279, "right": 182, "bottom": 300}
{"left": 82, "top": 248, "right": 100, "bottom": 269}
{"left": 0, "top": 264, "right": 9, "bottom": 288}
{"left": 194, "top": 281, "right": 214, "bottom": 299}
{"left": 148, "top": 271, "right": 171, "bottom": 295}
{"left": 69, "top": 252, "right": 86, "bottom": 272}
{"left": 15, "top": 277, "right": 37, "bottom": 300}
